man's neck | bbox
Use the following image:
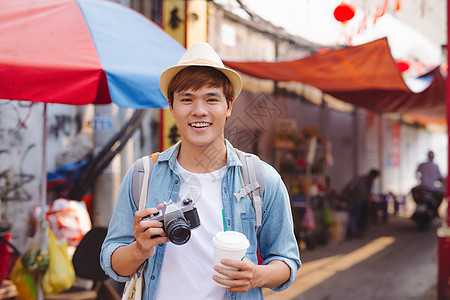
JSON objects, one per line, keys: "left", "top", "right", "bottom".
{"left": 177, "top": 140, "right": 227, "bottom": 173}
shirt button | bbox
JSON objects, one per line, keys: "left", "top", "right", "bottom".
{"left": 224, "top": 187, "right": 227, "bottom": 193}
{"left": 151, "top": 276, "right": 155, "bottom": 280}
{"left": 175, "top": 180, "right": 179, "bottom": 184}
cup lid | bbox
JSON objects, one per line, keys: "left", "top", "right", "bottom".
{"left": 213, "top": 231, "right": 249, "bottom": 250}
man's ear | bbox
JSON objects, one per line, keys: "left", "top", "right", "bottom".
{"left": 226, "top": 98, "right": 234, "bottom": 118}
{"left": 168, "top": 99, "right": 175, "bottom": 117}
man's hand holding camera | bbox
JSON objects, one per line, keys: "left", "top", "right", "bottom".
{"left": 110, "top": 204, "right": 169, "bottom": 277}
{"left": 134, "top": 205, "right": 169, "bottom": 260}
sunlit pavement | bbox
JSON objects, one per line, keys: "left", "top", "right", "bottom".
{"left": 263, "top": 214, "right": 441, "bottom": 300}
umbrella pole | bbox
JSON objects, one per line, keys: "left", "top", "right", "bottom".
{"left": 41, "top": 103, "right": 47, "bottom": 223}
{"left": 38, "top": 103, "right": 47, "bottom": 300}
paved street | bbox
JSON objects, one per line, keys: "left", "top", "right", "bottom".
{"left": 263, "top": 215, "right": 442, "bottom": 300}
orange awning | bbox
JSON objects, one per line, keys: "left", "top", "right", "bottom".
{"left": 223, "top": 38, "right": 446, "bottom": 123}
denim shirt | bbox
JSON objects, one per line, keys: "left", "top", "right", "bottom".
{"left": 100, "top": 140, "right": 301, "bottom": 299}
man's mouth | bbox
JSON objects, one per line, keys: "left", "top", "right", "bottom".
{"left": 189, "top": 122, "right": 212, "bottom": 128}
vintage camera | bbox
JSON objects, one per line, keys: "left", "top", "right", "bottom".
{"left": 142, "top": 198, "right": 201, "bottom": 245}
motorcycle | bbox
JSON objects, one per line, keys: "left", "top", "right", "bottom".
{"left": 411, "top": 186, "right": 444, "bottom": 229}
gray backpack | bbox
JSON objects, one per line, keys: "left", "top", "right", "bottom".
{"left": 131, "top": 149, "right": 265, "bottom": 230}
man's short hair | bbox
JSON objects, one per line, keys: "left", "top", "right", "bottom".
{"left": 167, "top": 66, "right": 234, "bottom": 108}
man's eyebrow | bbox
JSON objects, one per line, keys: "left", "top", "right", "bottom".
{"left": 177, "top": 91, "right": 193, "bottom": 96}
{"left": 176, "top": 91, "right": 222, "bottom": 97}
{"left": 206, "top": 92, "right": 221, "bottom": 97}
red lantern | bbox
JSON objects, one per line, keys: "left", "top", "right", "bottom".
{"left": 334, "top": 2, "right": 356, "bottom": 23}
{"left": 396, "top": 60, "right": 410, "bottom": 73}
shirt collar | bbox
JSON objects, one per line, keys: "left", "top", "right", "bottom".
{"left": 158, "top": 139, "right": 243, "bottom": 170}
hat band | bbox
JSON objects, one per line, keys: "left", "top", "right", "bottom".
{"left": 179, "top": 58, "right": 225, "bottom": 68}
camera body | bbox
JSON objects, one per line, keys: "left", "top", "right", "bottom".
{"left": 143, "top": 198, "right": 200, "bottom": 245}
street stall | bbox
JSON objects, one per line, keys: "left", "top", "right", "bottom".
{"left": 0, "top": 0, "right": 185, "bottom": 298}
{"left": 274, "top": 120, "right": 332, "bottom": 249}
{"left": 224, "top": 37, "right": 448, "bottom": 286}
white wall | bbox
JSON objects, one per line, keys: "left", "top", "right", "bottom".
{"left": 0, "top": 101, "right": 79, "bottom": 249}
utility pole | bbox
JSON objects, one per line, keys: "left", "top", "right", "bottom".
{"left": 436, "top": 4, "right": 450, "bottom": 298}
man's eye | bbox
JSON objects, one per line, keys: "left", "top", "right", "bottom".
{"left": 180, "top": 98, "right": 192, "bottom": 102}
{"left": 207, "top": 98, "right": 219, "bottom": 102}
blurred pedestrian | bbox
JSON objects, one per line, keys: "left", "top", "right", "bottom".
{"left": 414, "top": 150, "right": 445, "bottom": 209}
{"left": 341, "top": 169, "right": 380, "bottom": 238}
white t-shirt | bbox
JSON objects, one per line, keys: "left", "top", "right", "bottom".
{"left": 417, "top": 161, "right": 443, "bottom": 189}
{"left": 154, "top": 161, "right": 227, "bottom": 300}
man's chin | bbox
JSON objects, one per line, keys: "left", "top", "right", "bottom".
{"left": 183, "top": 136, "right": 224, "bottom": 149}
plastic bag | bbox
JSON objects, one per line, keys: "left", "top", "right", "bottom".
{"left": 42, "top": 227, "right": 75, "bottom": 294}
{"left": 21, "top": 222, "right": 50, "bottom": 274}
{"left": 11, "top": 259, "right": 38, "bottom": 300}
{"left": 46, "top": 198, "right": 92, "bottom": 247}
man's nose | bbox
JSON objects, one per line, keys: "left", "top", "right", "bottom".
{"left": 192, "top": 100, "right": 207, "bottom": 115}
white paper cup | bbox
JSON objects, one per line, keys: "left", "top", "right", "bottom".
{"left": 213, "top": 231, "right": 250, "bottom": 287}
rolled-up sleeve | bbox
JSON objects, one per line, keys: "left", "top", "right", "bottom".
{"left": 264, "top": 255, "right": 300, "bottom": 292}
{"left": 258, "top": 163, "right": 301, "bottom": 292}
{"left": 100, "top": 167, "right": 136, "bottom": 282}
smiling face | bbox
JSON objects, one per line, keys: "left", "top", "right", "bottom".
{"left": 170, "top": 85, "right": 233, "bottom": 152}
{"left": 167, "top": 67, "right": 235, "bottom": 156}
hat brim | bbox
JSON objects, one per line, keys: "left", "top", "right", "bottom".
{"left": 159, "top": 63, "right": 242, "bottom": 101}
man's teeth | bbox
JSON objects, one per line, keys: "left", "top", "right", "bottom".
{"left": 191, "top": 122, "right": 210, "bottom": 128}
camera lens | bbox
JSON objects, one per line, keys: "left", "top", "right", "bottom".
{"left": 166, "top": 218, "right": 191, "bottom": 245}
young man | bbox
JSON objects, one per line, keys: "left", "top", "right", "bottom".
{"left": 101, "top": 42, "right": 301, "bottom": 299}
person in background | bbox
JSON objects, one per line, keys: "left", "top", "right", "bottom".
{"left": 100, "top": 42, "right": 300, "bottom": 299}
{"left": 415, "top": 150, "right": 445, "bottom": 211}
{"left": 342, "top": 169, "right": 380, "bottom": 238}
{"left": 416, "top": 151, "right": 444, "bottom": 190}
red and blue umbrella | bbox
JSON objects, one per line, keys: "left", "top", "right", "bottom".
{"left": 0, "top": 1, "right": 185, "bottom": 272}
{"left": 0, "top": 0, "right": 185, "bottom": 108}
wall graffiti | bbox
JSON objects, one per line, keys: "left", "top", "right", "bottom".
{"left": 0, "top": 101, "right": 39, "bottom": 203}
{"left": 0, "top": 145, "right": 36, "bottom": 202}
{"left": 0, "top": 101, "right": 79, "bottom": 206}
{"left": 48, "top": 114, "right": 74, "bottom": 138}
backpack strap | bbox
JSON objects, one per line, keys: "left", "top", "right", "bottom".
{"left": 128, "top": 153, "right": 158, "bottom": 285}
{"left": 233, "top": 149, "right": 265, "bottom": 230}
{"left": 132, "top": 152, "right": 159, "bottom": 210}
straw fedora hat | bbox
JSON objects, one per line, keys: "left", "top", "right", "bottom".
{"left": 159, "top": 42, "right": 242, "bottom": 100}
